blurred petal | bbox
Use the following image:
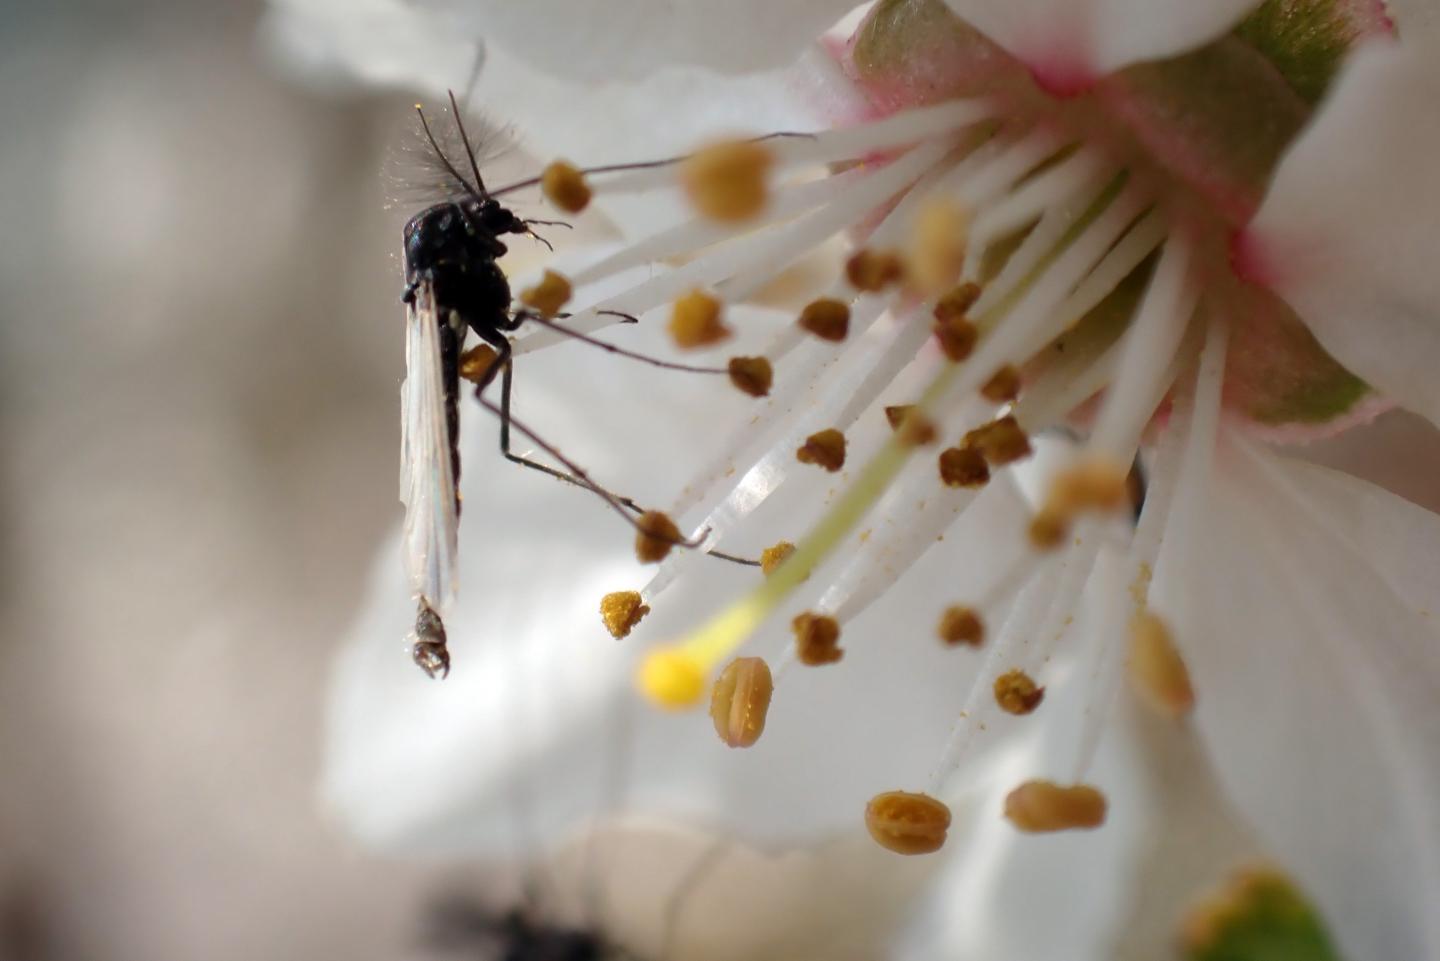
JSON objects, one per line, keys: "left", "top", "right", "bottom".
{"left": 541, "top": 819, "right": 937, "bottom": 961}
{"left": 939, "top": 0, "right": 1260, "bottom": 84}
{"left": 425, "top": 0, "right": 862, "bottom": 82}
{"left": 1246, "top": 39, "right": 1440, "bottom": 427}
{"left": 263, "top": 0, "right": 844, "bottom": 194}
{"left": 1153, "top": 430, "right": 1440, "bottom": 961}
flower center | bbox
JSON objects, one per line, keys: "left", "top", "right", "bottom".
{"left": 841, "top": 0, "right": 1379, "bottom": 437}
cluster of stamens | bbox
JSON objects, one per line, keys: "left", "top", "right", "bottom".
{"left": 515, "top": 87, "right": 1226, "bottom": 853}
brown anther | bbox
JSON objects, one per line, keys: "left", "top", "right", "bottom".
{"left": 1003, "top": 780, "right": 1108, "bottom": 832}
{"left": 669, "top": 289, "right": 730, "bottom": 349}
{"left": 938, "top": 446, "right": 990, "bottom": 488}
{"left": 962, "top": 415, "right": 1031, "bottom": 465}
{"left": 796, "top": 428, "right": 846, "bottom": 472}
{"left": 1128, "top": 610, "right": 1194, "bottom": 716}
{"left": 933, "top": 282, "right": 982, "bottom": 322}
{"left": 797, "top": 297, "right": 851, "bottom": 341}
{"left": 845, "top": 249, "right": 906, "bottom": 292}
{"left": 792, "top": 612, "right": 842, "bottom": 665}
{"left": 932, "top": 315, "right": 978, "bottom": 363}
{"left": 1027, "top": 508, "right": 1070, "bottom": 551}
{"left": 937, "top": 605, "right": 984, "bottom": 647}
{"left": 519, "top": 269, "right": 572, "bottom": 318}
{"left": 540, "top": 160, "right": 591, "bottom": 214}
{"left": 458, "top": 344, "right": 500, "bottom": 384}
{"left": 895, "top": 411, "right": 938, "bottom": 447}
{"left": 907, "top": 198, "right": 969, "bottom": 295}
{"left": 727, "top": 356, "right": 773, "bottom": 397}
{"left": 634, "top": 511, "right": 683, "bottom": 563}
{"left": 980, "top": 365, "right": 1021, "bottom": 403}
{"left": 680, "top": 139, "right": 774, "bottom": 222}
{"left": 884, "top": 405, "right": 917, "bottom": 431}
{"left": 1048, "top": 459, "right": 1131, "bottom": 517}
{"left": 709, "top": 656, "right": 774, "bottom": 748}
{"left": 865, "top": 790, "right": 952, "bottom": 855}
{"left": 599, "top": 591, "right": 650, "bottom": 639}
{"left": 994, "top": 669, "right": 1045, "bottom": 715}
{"left": 760, "top": 540, "right": 797, "bottom": 576}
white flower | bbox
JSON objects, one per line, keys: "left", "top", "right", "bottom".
{"left": 269, "top": 0, "right": 1440, "bottom": 958}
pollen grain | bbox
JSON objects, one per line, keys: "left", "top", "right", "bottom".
{"left": 865, "top": 790, "right": 952, "bottom": 855}
{"left": 600, "top": 590, "right": 650, "bottom": 640}
{"left": 540, "top": 160, "right": 591, "bottom": 213}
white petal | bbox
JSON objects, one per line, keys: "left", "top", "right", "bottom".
{"left": 426, "top": 0, "right": 862, "bottom": 81}
{"left": 322, "top": 304, "right": 1038, "bottom": 853}
{"left": 541, "top": 818, "right": 939, "bottom": 961}
{"left": 263, "top": 0, "right": 849, "bottom": 232}
{"left": 940, "top": 0, "right": 1260, "bottom": 82}
{"left": 1153, "top": 430, "right": 1440, "bottom": 961}
{"left": 1247, "top": 39, "right": 1440, "bottom": 428}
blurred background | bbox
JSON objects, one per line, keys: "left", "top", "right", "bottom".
{"left": 6, "top": 3, "right": 1440, "bottom": 961}
{"left": 0, "top": 1, "right": 448, "bottom": 957}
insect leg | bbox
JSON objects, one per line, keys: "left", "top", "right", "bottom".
{"left": 475, "top": 332, "right": 760, "bottom": 564}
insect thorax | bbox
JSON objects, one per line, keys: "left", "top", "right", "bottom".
{"left": 403, "top": 200, "right": 517, "bottom": 327}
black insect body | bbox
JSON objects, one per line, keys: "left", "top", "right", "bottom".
{"left": 397, "top": 96, "right": 747, "bottom": 680}
{"left": 397, "top": 93, "right": 546, "bottom": 680}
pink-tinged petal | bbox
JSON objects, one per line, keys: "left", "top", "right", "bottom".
{"left": 1153, "top": 430, "right": 1440, "bottom": 961}
{"left": 1244, "top": 39, "right": 1440, "bottom": 428}
{"left": 939, "top": 0, "right": 1261, "bottom": 87}
{"left": 423, "top": 0, "right": 862, "bottom": 81}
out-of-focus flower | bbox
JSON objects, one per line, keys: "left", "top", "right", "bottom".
{"left": 269, "top": 0, "right": 1440, "bottom": 958}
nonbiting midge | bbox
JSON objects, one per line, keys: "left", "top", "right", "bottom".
{"left": 397, "top": 93, "right": 747, "bottom": 679}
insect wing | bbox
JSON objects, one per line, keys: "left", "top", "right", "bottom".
{"left": 400, "top": 280, "right": 459, "bottom": 613}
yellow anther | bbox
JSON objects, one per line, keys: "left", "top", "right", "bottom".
{"left": 907, "top": 197, "right": 969, "bottom": 296}
{"left": 541, "top": 160, "right": 591, "bottom": 214}
{"left": 1004, "top": 780, "right": 1108, "bottom": 832}
{"left": 519, "top": 269, "right": 572, "bottom": 318}
{"left": 994, "top": 669, "right": 1045, "bottom": 715}
{"left": 599, "top": 591, "right": 650, "bottom": 640}
{"left": 458, "top": 344, "right": 500, "bottom": 384}
{"left": 937, "top": 605, "right": 984, "bottom": 647}
{"left": 727, "top": 356, "right": 773, "bottom": 397}
{"left": 760, "top": 540, "right": 797, "bottom": 577}
{"left": 1128, "top": 609, "right": 1194, "bottom": 716}
{"left": 710, "top": 656, "right": 774, "bottom": 748}
{"left": 681, "top": 139, "right": 774, "bottom": 222}
{"left": 669, "top": 288, "right": 730, "bottom": 349}
{"left": 792, "top": 611, "right": 843, "bottom": 665}
{"left": 638, "top": 648, "right": 708, "bottom": 708}
{"left": 865, "top": 790, "right": 952, "bottom": 855}
{"left": 1027, "top": 507, "right": 1070, "bottom": 551}
{"left": 1047, "top": 458, "right": 1130, "bottom": 516}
